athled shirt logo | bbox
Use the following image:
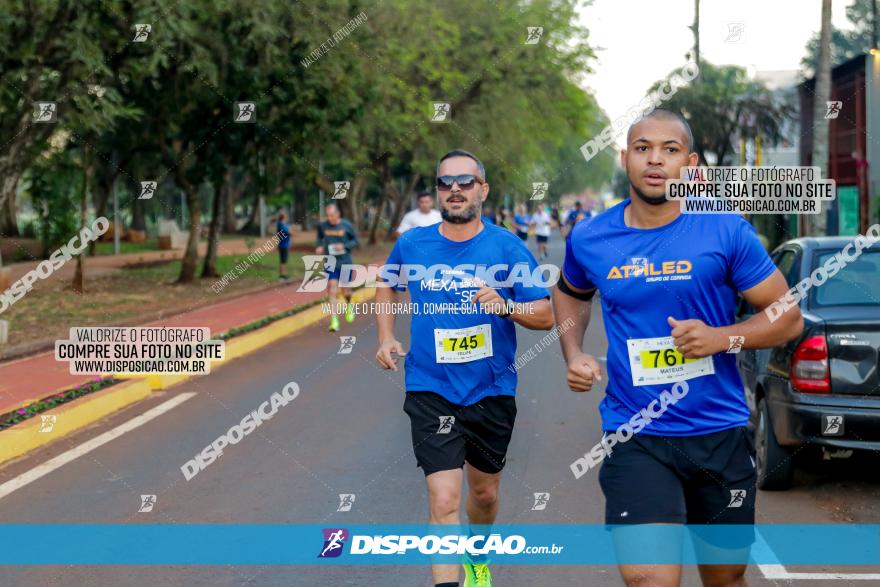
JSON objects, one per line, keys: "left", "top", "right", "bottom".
{"left": 606, "top": 260, "right": 692, "bottom": 281}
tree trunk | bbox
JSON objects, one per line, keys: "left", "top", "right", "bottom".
{"left": 241, "top": 188, "right": 260, "bottom": 233}
{"left": 348, "top": 175, "right": 367, "bottom": 231}
{"left": 385, "top": 173, "right": 421, "bottom": 240}
{"left": 368, "top": 189, "right": 388, "bottom": 245}
{"left": 808, "top": 0, "right": 833, "bottom": 236}
{"left": 132, "top": 191, "right": 147, "bottom": 231}
{"left": 89, "top": 170, "right": 115, "bottom": 256}
{"left": 1, "top": 190, "right": 18, "bottom": 237}
{"left": 222, "top": 167, "right": 251, "bottom": 233}
{"left": 72, "top": 147, "right": 92, "bottom": 294}
{"left": 201, "top": 183, "right": 223, "bottom": 278}
{"left": 293, "top": 182, "right": 308, "bottom": 231}
{"left": 691, "top": 0, "right": 700, "bottom": 75}
{"left": 0, "top": 169, "right": 22, "bottom": 237}
{"left": 178, "top": 184, "right": 201, "bottom": 283}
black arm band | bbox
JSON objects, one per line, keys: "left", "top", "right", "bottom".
{"left": 557, "top": 276, "right": 596, "bottom": 301}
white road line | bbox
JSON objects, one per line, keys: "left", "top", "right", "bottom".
{"left": 756, "top": 528, "right": 880, "bottom": 581}
{"left": 0, "top": 392, "right": 196, "bottom": 501}
{"left": 782, "top": 572, "right": 880, "bottom": 580}
{"left": 755, "top": 526, "right": 788, "bottom": 579}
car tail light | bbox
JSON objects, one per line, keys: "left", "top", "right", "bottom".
{"left": 791, "top": 335, "right": 830, "bottom": 394}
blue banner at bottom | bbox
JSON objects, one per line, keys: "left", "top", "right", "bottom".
{"left": 1, "top": 524, "right": 878, "bottom": 565}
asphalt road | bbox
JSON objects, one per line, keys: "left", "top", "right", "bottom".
{"left": 1, "top": 233, "right": 879, "bottom": 586}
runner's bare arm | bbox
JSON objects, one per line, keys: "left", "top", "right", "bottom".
{"left": 509, "top": 298, "right": 553, "bottom": 330}
{"left": 552, "top": 275, "right": 603, "bottom": 392}
{"left": 471, "top": 285, "right": 553, "bottom": 329}
{"left": 375, "top": 284, "right": 406, "bottom": 370}
{"left": 669, "top": 270, "right": 803, "bottom": 358}
{"left": 552, "top": 275, "right": 594, "bottom": 361}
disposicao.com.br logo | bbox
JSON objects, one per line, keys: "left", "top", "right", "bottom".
{"left": 297, "top": 259, "right": 560, "bottom": 292}
{"left": 317, "top": 528, "right": 563, "bottom": 558}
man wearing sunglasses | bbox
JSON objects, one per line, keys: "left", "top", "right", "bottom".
{"left": 375, "top": 149, "right": 553, "bottom": 587}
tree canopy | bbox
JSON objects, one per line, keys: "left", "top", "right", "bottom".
{"left": 1, "top": 0, "right": 613, "bottom": 281}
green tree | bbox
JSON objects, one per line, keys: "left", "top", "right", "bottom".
{"left": 648, "top": 62, "right": 795, "bottom": 166}
{"left": 801, "top": 0, "right": 879, "bottom": 74}
{"left": 0, "top": 0, "right": 149, "bottom": 236}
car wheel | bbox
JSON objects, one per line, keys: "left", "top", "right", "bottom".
{"left": 756, "top": 397, "right": 794, "bottom": 490}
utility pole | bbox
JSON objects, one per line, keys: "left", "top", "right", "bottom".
{"left": 689, "top": 0, "right": 701, "bottom": 76}
{"left": 873, "top": 0, "right": 879, "bottom": 49}
{"left": 809, "top": 0, "right": 833, "bottom": 236}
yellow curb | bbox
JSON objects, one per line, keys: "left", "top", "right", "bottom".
{"left": 112, "top": 287, "right": 376, "bottom": 389}
{"left": 223, "top": 287, "right": 376, "bottom": 362}
{"left": 114, "top": 372, "right": 191, "bottom": 390}
{"left": 0, "top": 378, "right": 152, "bottom": 466}
{"left": 0, "top": 288, "right": 375, "bottom": 465}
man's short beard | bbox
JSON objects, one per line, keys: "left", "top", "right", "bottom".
{"left": 441, "top": 200, "right": 480, "bottom": 224}
{"left": 631, "top": 183, "right": 668, "bottom": 206}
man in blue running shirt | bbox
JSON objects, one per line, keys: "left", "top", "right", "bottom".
{"left": 276, "top": 211, "right": 291, "bottom": 282}
{"left": 375, "top": 149, "right": 553, "bottom": 587}
{"left": 553, "top": 109, "right": 803, "bottom": 587}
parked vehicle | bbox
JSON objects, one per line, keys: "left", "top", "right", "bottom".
{"left": 736, "top": 236, "right": 880, "bottom": 490}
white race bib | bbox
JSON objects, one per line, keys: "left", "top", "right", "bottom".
{"left": 328, "top": 243, "right": 346, "bottom": 256}
{"left": 434, "top": 324, "right": 493, "bottom": 364}
{"left": 627, "top": 336, "right": 714, "bottom": 387}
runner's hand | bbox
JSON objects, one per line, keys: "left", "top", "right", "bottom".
{"left": 472, "top": 280, "right": 506, "bottom": 315}
{"left": 376, "top": 338, "right": 406, "bottom": 371}
{"left": 668, "top": 316, "right": 722, "bottom": 358}
{"left": 566, "top": 352, "right": 603, "bottom": 392}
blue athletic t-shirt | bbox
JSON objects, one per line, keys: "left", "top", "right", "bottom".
{"left": 562, "top": 200, "right": 776, "bottom": 436}
{"left": 386, "top": 222, "right": 549, "bottom": 406}
{"left": 276, "top": 220, "right": 291, "bottom": 250}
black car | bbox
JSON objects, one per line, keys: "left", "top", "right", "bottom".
{"left": 736, "top": 235, "right": 880, "bottom": 490}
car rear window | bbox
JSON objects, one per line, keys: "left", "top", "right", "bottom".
{"left": 810, "top": 249, "right": 880, "bottom": 307}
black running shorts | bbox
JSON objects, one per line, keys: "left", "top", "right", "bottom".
{"left": 403, "top": 391, "right": 517, "bottom": 476}
{"left": 599, "top": 426, "right": 757, "bottom": 530}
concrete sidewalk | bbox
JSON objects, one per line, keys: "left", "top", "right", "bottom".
{"left": 0, "top": 279, "right": 330, "bottom": 416}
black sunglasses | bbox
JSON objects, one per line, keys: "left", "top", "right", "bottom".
{"left": 436, "top": 174, "right": 485, "bottom": 191}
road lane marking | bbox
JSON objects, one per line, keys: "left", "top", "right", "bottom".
{"left": 0, "top": 392, "right": 196, "bottom": 501}
{"left": 756, "top": 529, "right": 880, "bottom": 580}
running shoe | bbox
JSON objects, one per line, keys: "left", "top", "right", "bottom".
{"left": 329, "top": 315, "right": 340, "bottom": 332}
{"left": 463, "top": 559, "right": 492, "bottom": 587}
{"left": 344, "top": 302, "right": 355, "bottom": 323}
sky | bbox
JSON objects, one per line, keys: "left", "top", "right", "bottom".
{"left": 578, "top": 0, "right": 858, "bottom": 142}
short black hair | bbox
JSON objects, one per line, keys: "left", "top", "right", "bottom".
{"left": 417, "top": 191, "right": 433, "bottom": 200}
{"left": 436, "top": 149, "right": 486, "bottom": 181}
{"left": 628, "top": 108, "right": 695, "bottom": 153}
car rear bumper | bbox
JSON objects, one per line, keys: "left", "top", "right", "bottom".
{"left": 770, "top": 392, "right": 880, "bottom": 449}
